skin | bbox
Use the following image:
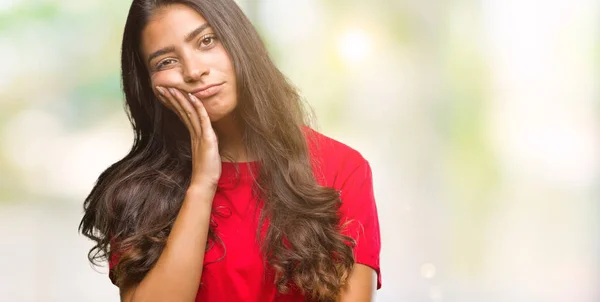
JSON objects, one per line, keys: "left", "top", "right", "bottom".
{"left": 141, "top": 3, "right": 246, "bottom": 162}
{"left": 339, "top": 264, "right": 378, "bottom": 301}
{"left": 121, "top": 4, "right": 377, "bottom": 301}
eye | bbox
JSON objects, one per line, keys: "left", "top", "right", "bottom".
{"left": 199, "top": 34, "right": 217, "bottom": 48}
{"left": 156, "top": 58, "right": 176, "bottom": 69}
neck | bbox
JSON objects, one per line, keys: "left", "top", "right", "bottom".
{"left": 212, "top": 114, "right": 252, "bottom": 162}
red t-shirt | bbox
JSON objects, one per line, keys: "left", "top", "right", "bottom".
{"left": 109, "top": 129, "right": 382, "bottom": 301}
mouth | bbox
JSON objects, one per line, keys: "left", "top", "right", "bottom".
{"left": 190, "top": 83, "right": 225, "bottom": 100}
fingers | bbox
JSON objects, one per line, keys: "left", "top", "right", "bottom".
{"left": 156, "top": 86, "right": 191, "bottom": 130}
{"left": 187, "top": 93, "right": 215, "bottom": 141}
{"left": 155, "top": 86, "right": 175, "bottom": 111}
{"left": 170, "top": 88, "right": 203, "bottom": 138}
{"left": 156, "top": 86, "right": 200, "bottom": 137}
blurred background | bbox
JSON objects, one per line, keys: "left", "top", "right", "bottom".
{"left": 0, "top": 0, "right": 598, "bottom": 301}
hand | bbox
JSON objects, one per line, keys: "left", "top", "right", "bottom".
{"left": 155, "top": 86, "right": 222, "bottom": 188}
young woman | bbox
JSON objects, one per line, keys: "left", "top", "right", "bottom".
{"left": 79, "top": 0, "right": 381, "bottom": 301}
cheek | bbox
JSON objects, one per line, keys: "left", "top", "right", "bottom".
{"left": 225, "top": 60, "right": 236, "bottom": 83}
{"left": 150, "top": 72, "right": 183, "bottom": 104}
{"left": 215, "top": 47, "right": 236, "bottom": 82}
{"left": 150, "top": 71, "right": 182, "bottom": 88}
{"left": 149, "top": 72, "right": 182, "bottom": 112}
{"left": 221, "top": 58, "right": 237, "bottom": 102}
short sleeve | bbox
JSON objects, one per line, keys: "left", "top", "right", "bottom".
{"left": 338, "top": 160, "right": 382, "bottom": 289}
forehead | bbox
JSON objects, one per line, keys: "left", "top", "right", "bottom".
{"left": 141, "top": 4, "right": 208, "bottom": 58}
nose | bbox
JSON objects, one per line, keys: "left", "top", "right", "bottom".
{"left": 182, "top": 55, "right": 209, "bottom": 83}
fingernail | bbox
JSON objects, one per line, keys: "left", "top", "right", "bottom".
{"left": 168, "top": 87, "right": 175, "bottom": 95}
{"left": 156, "top": 86, "right": 165, "bottom": 95}
{"left": 188, "top": 93, "right": 197, "bottom": 103}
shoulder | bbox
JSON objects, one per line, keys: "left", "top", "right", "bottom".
{"left": 303, "top": 126, "right": 369, "bottom": 187}
{"left": 304, "top": 126, "right": 367, "bottom": 167}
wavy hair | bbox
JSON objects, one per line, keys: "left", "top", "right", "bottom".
{"left": 79, "top": 0, "right": 355, "bottom": 300}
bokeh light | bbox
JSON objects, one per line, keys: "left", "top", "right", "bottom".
{"left": 337, "top": 29, "right": 371, "bottom": 64}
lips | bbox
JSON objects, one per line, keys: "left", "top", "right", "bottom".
{"left": 191, "top": 83, "right": 224, "bottom": 100}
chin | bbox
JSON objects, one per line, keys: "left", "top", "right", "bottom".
{"left": 206, "top": 110, "right": 233, "bottom": 123}
{"left": 204, "top": 99, "right": 236, "bottom": 123}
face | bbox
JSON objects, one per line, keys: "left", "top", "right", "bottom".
{"left": 141, "top": 4, "right": 237, "bottom": 122}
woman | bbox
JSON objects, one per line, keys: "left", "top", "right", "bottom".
{"left": 79, "top": 0, "right": 381, "bottom": 301}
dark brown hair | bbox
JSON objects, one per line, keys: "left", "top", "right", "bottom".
{"left": 79, "top": 0, "right": 355, "bottom": 300}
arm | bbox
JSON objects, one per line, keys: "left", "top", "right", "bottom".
{"left": 120, "top": 88, "right": 222, "bottom": 302}
{"left": 338, "top": 264, "right": 378, "bottom": 302}
{"left": 120, "top": 184, "right": 215, "bottom": 302}
{"left": 336, "top": 159, "right": 382, "bottom": 301}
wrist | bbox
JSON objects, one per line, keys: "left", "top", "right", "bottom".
{"left": 187, "top": 181, "right": 218, "bottom": 196}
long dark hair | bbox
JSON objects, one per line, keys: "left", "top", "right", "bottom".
{"left": 79, "top": 0, "right": 355, "bottom": 300}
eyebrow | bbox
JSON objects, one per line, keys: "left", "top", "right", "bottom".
{"left": 146, "top": 23, "right": 211, "bottom": 66}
